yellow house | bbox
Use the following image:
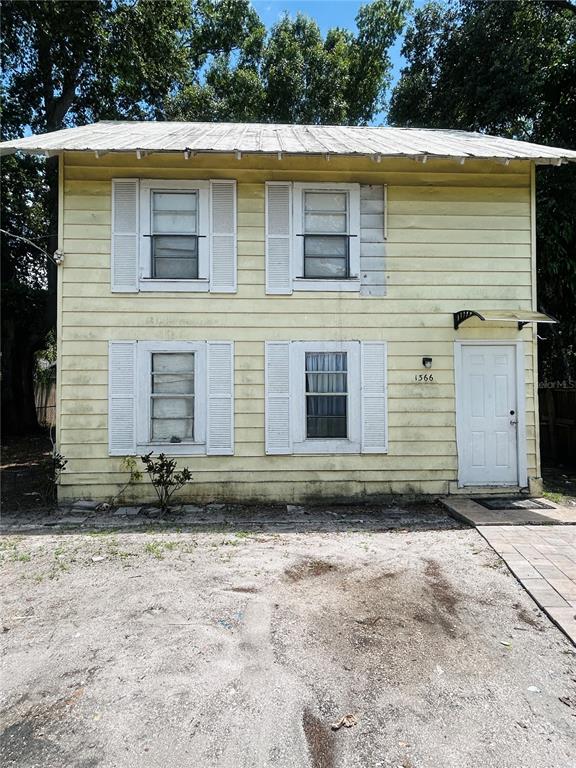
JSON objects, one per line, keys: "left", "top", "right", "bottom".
{"left": 2, "top": 122, "right": 575, "bottom": 503}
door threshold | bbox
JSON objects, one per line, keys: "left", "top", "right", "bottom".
{"left": 448, "top": 483, "right": 528, "bottom": 496}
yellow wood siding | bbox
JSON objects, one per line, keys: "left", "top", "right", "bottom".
{"left": 58, "top": 152, "right": 538, "bottom": 501}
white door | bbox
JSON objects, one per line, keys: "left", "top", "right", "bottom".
{"left": 457, "top": 344, "right": 519, "bottom": 486}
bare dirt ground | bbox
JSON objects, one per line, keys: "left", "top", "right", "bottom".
{"left": 1, "top": 509, "right": 576, "bottom": 768}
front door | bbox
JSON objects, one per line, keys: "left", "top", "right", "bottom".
{"left": 457, "top": 344, "right": 519, "bottom": 486}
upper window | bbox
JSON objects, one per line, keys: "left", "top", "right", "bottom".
{"left": 293, "top": 183, "right": 360, "bottom": 292}
{"left": 151, "top": 191, "right": 199, "bottom": 279}
{"left": 139, "top": 180, "right": 210, "bottom": 292}
{"left": 303, "top": 192, "right": 350, "bottom": 279}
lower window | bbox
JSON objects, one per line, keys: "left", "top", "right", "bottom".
{"left": 136, "top": 341, "right": 207, "bottom": 454}
{"left": 293, "top": 341, "right": 361, "bottom": 453}
{"left": 150, "top": 352, "right": 195, "bottom": 443}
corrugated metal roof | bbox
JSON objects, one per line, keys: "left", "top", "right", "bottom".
{"left": 1, "top": 121, "right": 576, "bottom": 163}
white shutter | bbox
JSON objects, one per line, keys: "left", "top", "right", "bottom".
{"left": 210, "top": 180, "right": 236, "bottom": 293}
{"left": 266, "top": 182, "right": 292, "bottom": 294}
{"left": 206, "top": 342, "right": 234, "bottom": 455}
{"left": 108, "top": 341, "right": 137, "bottom": 455}
{"left": 111, "top": 179, "right": 139, "bottom": 292}
{"left": 360, "top": 185, "right": 386, "bottom": 297}
{"left": 265, "top": 342, "right": 292, "bottom": 454}
{"left": 361, "top": 342, "right": 388, "bottom": 453}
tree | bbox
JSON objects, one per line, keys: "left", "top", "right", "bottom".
{"left": 1, "top": 0, "right": 192, "bottom": 434}
{"left": 389, "top": 0, "right": 576, "bottom": 382}
{"left": 1, "top": 0, "right": 410, "bottom": 435}
{"left": 167, "top": 0, "right": 411, "bottom": 124}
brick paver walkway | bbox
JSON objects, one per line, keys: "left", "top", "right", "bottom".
{"left": 478, "top": 525, "right": 576, "bottom": 645}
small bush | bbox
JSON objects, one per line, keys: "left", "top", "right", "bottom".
{"left": 140, "top": 452, "right": 192, "bottom": 511}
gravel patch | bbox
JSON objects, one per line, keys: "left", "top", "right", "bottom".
{"left": 1, "top": 515, "right": 575, "bottom": 768}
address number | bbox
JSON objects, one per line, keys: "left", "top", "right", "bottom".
{"left": 414, "top": 373, "right": 434, "bottom": 382}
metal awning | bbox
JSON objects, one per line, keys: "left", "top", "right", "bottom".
{"left": 453, "top": 310, "right": 558, "bottom": 331}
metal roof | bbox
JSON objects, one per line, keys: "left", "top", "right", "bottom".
{"left": 1, "top": 121, "right": 576, "bottom": 164}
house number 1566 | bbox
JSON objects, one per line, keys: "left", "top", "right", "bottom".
{"left": 414, "top": 373, "right": 434, "bottom": 382}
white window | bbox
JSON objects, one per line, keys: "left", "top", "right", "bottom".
{"left": 111, "top": 178, "right": 236, "bottom": 294}
{"left": 137, "top": 341, "right": 207, "bottom": 454}
{"left": 293, "top": 183, "right": 360, "bottom": 292}
{"left": 292, "top": 342, "right": 361, "bottom": 453}
{"left": 108, "top": 340, "right": 234, "bottom": 456}
{"left": 265, "top": 340, "right": 387, "bottom": 455}
{"left": 139, "top": 180, "right": 210, "bottom": 291}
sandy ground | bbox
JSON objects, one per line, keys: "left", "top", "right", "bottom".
{"left": 1, "top": 510, "right": 576, "bottom": 768}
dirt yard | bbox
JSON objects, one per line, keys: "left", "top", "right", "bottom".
{"left": 1, "top": 511, "right": 575, "bottom": 768}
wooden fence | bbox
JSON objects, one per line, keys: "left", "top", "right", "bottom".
{"left": 35, "top": 376, "right": 56, "bottom": 427}
{"left": 539, "top": 387, "right": 576, "bottom": 467}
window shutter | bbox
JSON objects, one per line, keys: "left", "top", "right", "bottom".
{"left": 361, "top": 342, "right": 388, "bottom": 453}
{"left": 266, "top": 182, "right": 292, "bottom": 294}
{"left": 210, "top": 180, "right": 236, "bottom": 293}
{"left": 265, "top": 342, "right": 292, "bottom": 454}
{"left": 111, "top": 179, "right": 139, "bottom": 292}
{"left": 360, "top": 185, "right": 386, "bottom": 297}
{"left": 108, "top": 341, "right": 137, "bottom": 455}
{"left": 206, "top": 342, "right": 234, "bottom": 455}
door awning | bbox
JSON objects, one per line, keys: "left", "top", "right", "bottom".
{"left": 453, "top": 309, "right": 558, "bottom": 331}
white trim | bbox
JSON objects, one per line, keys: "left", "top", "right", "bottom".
{"left": 136, "top": 340, "right": 207, "bottom": 455}
{"left": 290, "top": 340, "right": 361, "bottom": 454}
{"left": 293, "top": 278, "right": 361, "bottom": 292}
{"left": 454, "top": 340, "right": 527, "bottom": 489}
{"left": 138, "top": 179, "right": 210, "bottom": 289}
{"left": 292, "top": 182, "right": 360, "bottom": 292}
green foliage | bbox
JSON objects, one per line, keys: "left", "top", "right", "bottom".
{"left": 167, "top": 0, "right": 411, "bottom": 124}
{"left": 141, "top": 452, "right": 192, "bottom": 511}
{"left": 389, "top": 0, "right": 576, "bottom": 383}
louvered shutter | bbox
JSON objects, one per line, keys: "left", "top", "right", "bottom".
{"left": 265, "top": 342, "right": 292, "bottom": 454}
{"left": 266, "top": 182, "right": 292, "bottom": 294}
{"left": 360, "top": 185, "right": 387, "bottom": 297}
{"left": 361, "top": 342, "right": 388, "bottom": 453}
{"left": 108, "top": 341, "right": 137, "bottom": 455}
{"left": 111, "top": 179, "right": 139, "bottom": 292}
{"left": 206, "top": 342, "right": 234, "bottom": 455}
{"left": 210, "top": 180, "right": 236, "bottom": 293}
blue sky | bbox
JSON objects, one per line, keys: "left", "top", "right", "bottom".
{"left": 251, "top": 0, "right": 429, "bottom": 113}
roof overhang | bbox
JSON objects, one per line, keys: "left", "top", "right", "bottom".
{"left": 453, "top": 310, "right": 558, "bottom": 331}
{"left": 1, "top": 122, "right": 576, "bottom": 164}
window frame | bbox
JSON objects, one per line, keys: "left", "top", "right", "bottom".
{"left": 292, "top": 183, "right": 361, "bottom": 293}
{"left": 290, "top": 341, "right": 361, "bottom": 454}
{"left": 136, "top": 341, "right": 207, "bottom": 455}
{"left": 139, "top": 180, "right": 210, "bottom": 292}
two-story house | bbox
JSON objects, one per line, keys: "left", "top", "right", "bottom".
{"left": 2, "top": 122, "right": 575, "bottom": 503}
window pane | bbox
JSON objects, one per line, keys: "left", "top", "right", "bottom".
{"left": 305, "top": 192, "right": 347, "bottom": 212}
{"left": 304, "top": 236, "right": 347, "bottom": 257}
{"left": 304, "top": 257, "right": 347, "bottom": 279}
{"left": 304, "top": 212, "right": 347, "bottom": 233}
{"left": 152, "top": 191, "right": 197, "bottom": 233}
{"left": 152, "top": 353, "right": 195, "bottom": 374}
{"left": 305, "top": 352, "right": 348, "bottom": 439}
{"left": 151, "top": 416, "right": 194, "bottom": 442}
{"left": 306, "top": 352, "right": 347, "bottom": 373}
{"left": 306, "top": 396, "right": 347, "bottom": 438}
{"left": 151, "top": 398, "right": 194, "bottom": 441}
{"left": 152, "top": 235, "right": 198, "bottom": 279}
